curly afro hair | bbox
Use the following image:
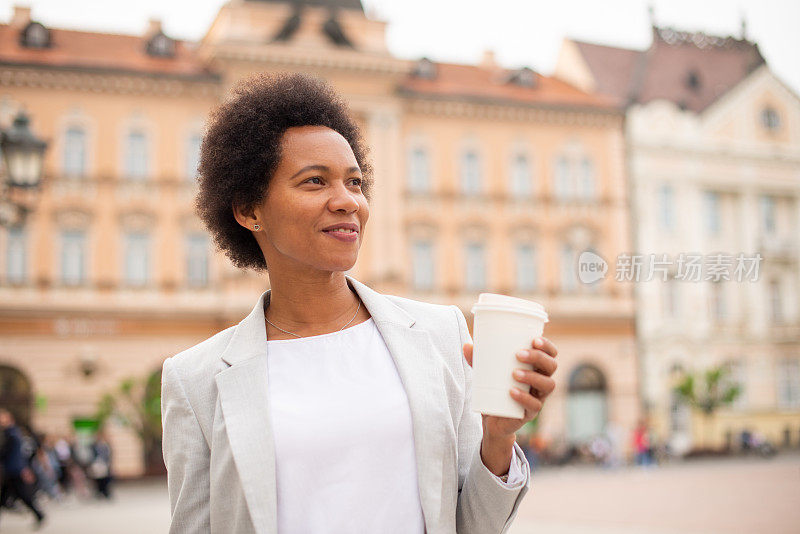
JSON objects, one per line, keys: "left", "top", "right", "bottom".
{"left": 195, "top": 71, "right": 374, "bottom": 272}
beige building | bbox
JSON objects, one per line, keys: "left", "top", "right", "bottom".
{"left": 557, "top": 23, "right": 800, "bottom": 452}
{"left": 0, "top": 0, "right": 636, "bottom": 476}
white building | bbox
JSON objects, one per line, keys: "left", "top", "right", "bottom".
{"left": 557, "top": 23, "right": 800, "bottom": 452}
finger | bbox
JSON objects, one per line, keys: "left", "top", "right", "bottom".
{"left": 462, "top": 343, "right": 473, "bottom": 367}
{"left": 532, "top": 336, "right": 558, "bottom": 358}
{"left": 510, "top": 387, "right": 543, "bottom": 415}
{"left": 512, "top": 369, "right": 556, "bottom": 398}
{"left": 515, "top": 348, "right": 558, "bottom": 376}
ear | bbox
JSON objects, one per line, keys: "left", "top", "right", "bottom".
{"left": 232, "top": 201, "right": 259, "bottom": 232}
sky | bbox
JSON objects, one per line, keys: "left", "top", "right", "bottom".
{"left": 1, "top": 0, "right": 798, "bottom": 95}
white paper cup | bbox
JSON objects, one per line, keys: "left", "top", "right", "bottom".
{"left": 470, "top": 293, "right": 549, "bottom": 419}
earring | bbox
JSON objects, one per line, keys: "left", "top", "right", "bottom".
{"left": 253, "top": 224, "right": 261, "bottom": 231}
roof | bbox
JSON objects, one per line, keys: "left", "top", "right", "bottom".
{"left": 572, "top": 26, "right": 766, "bottom": 112}
{"left": 574, "top": 41, "right": 642, "bottom": 104}
{"left": 0, "top": 24, "right": 218, "bottom": 80}
{"left": 245, "top": 0, "right": 364, "bottom": 12}
{"left": 399, "top": 61, "right": 620, "bottom": 111}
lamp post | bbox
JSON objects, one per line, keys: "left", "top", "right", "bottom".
{"left": 0, "top": 110, "right": 48, "bottom": 226}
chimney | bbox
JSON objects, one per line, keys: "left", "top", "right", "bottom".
{"left": 480, "top": 49, "right": 497, "bottom": 70}
{"left": 145, "top": 17, "right": 163, "bottom": 37}
{"left": 11, "top": 5, "right": 32, "bottom": 29}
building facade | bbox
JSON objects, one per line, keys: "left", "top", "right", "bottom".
{"left": 557, "top": 24, "right": 800, "bottom": 452}
{"left": 0, "top": 0, "right": 636, "bottom": 476}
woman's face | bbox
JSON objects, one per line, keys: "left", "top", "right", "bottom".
{"left": 252, "top": 125, "right": 369, "bottom": 276}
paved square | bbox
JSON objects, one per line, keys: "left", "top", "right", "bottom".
{"left": 1, "top": 453, "right": 797, "bottom": 533}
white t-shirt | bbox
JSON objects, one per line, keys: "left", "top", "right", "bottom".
{"left": 266, "top": 317, "right": 524, "bottom": 534}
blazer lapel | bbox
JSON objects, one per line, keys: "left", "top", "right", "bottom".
{"left": 215, "top": 275, "right": 448, "bottom": 534}
{"left": 215, "top": 292, "right": 276, "bottom": 534}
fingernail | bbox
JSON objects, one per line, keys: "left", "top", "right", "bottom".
{"left": 515, "top": 350, "right": 527, "bottom": 358}
{"left": 513, "top": 370, "right": 525, "bottom": 379}
{"left": 534, "top": 338, "right": 542, "bottom": 347}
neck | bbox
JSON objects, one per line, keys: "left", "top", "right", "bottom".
{"left": 264, "top": 271, "right": 361, "bottom": 334}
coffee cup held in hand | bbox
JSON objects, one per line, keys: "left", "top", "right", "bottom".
{"left": 469, "top": 293, "right": 549, "bottom": 419}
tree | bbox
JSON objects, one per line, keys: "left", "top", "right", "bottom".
{"left": 672, "top": 364, "right": 742, "bottom": 450}
{"left": 95, "top": 371, "right": 163, "bottom": 472}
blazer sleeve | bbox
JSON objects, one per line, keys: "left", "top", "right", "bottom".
{"left": 451, "top": 305, "right": 531, "bottom": 534}
{"left": 161, "top": 357, "right": 212, "bottom": 533}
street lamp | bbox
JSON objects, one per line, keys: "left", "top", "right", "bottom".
{"left": 0, "top": 110, "right": 48, "bottom": 226}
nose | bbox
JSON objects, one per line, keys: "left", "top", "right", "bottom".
{"left": 327, "top": 180, "right": 360, "bottom": 213}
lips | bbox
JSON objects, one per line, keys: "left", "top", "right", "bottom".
{"left": 321, "top": 222, "right": 359, "bottom": 233}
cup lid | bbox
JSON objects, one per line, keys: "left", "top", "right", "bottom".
{"left": 471, "top": 293, "right": 548, "bottom": 322}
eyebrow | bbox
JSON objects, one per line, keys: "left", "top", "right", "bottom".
{"left": 289, "top": 164, "right": 362, "bottom": 181}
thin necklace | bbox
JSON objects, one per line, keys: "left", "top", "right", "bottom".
{"left": 265, "top": 299, "right": 362, "bottom": 338}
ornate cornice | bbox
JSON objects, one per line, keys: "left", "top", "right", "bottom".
{"left": 0, "top": 64, "right": 220, "bottom": 98}
{"left": 209, "top": 44, "right": 411, "bottom": 75}
{"left": 400, "top": 93, "right": 623, "bottom": 127}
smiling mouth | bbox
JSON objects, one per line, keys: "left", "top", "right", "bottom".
{"left": 323, "top": 229, "right": 358, "bottom": 235}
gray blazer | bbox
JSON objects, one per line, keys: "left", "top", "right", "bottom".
{"left": 161, "top": 274, "right": 531, "bottom": 534}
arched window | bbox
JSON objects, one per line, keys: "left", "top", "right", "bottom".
{"left": 566, "top": 363, "right": 608, "bottom": 444}
{"left": 553, "top": 145, "right": 596, "bottom": 201}
{"left": 568, "top": 364, "right": 607, "bottom": 393}
{"left": 464, "top": 240, "right": 486, "bottom": 291}
{"left": 185, "top": 133, "right": 202, "bottom": 181}
{"left": 185, "top": 233, "right": 209, "bottom": 287}
{"left": 125, "top": 129, "right": 149, "bottom": 180}
{"left": 411, "top": 239, "right": 435, "bottom": 290}
{"left": 60, "top": 229, "right": 88, "bottom": 286}
{"left": 408, "top": 146, "right": 430, "bottom": 192}
{"left": 510, "top": 153, "right": 531, "bottom": 198}
{"left": 514, "top": 243, "right": 536, "bottom": 291}
{"left": 5, "top": 225, "right": 26, "bottom": 285}
{"left": 123, "top": 231, "right": 151, "bottom": 287}
{"left": 63, "top": 126, "right": 87, "bottom": 177}
{"left": 460, "top": 149, "right": 481, "bottom": 195}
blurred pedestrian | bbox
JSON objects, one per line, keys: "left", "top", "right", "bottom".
{"left": 31, "top": 435, "right": 62, "bottom": 502}
{"left": 632, "top": 417, "right": 652, "bottom": 467}
{"left": 0, "top": 409, "right": 46, "bottom": 528}
{"left": 88, "top": 429, "right": 113, "bottom": 499}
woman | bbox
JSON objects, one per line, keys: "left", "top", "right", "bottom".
{"left": 161, "top": 72, "right": 559, "bottom": 534}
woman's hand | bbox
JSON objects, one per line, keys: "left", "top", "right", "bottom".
{"left": 462, "top": 336, "right": 559, "bottom": 440}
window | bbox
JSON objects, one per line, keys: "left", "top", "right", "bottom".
{"left": 60, "top": 230, "right": 87, "bottom": 286}
{"left": 554, "top": 156, "right": 570, "bottom": 199}
{"left": 514, "top": 243, "right": 536, "bottom": 291}
{"left": 761, "top": 107, "right": 781, "bottom": 131}
{"left": 777, "top": 358, "right": 800, "bottom": 409}
{"left": 185, "top": 133, "right": 202, "bottom": 181}
{"left": 465, "top": 241, "right": 486, "bottom": 291}
{"left": 186, "top": 234, "right": 209, "bottom": 287}
{"left": 124, "top": 232, "right": 150, "bottom": 287}
{"left": 460, "top": 149, "right": 481, "bottom": 195}
{"left": 5, "top": 226, "right": 26, "bottom": 285}
{"left": 63, "top": 126, "right": 86, "bottom": 177}
{"left": 769, "top": 279, "right": 783, "bottom": 324}
{"left": 709, "top": 282, "right": 726, "bottom": 323}
{"left": 561, "top": 243, "right": 577, "bottom": 291}
{"left": 125, "top": 130, "right": 148, "bottom": 180}
{"left": 408, "top": 147, "right": 430, "bottom": 192}
{"left": 704, "top": 191, "right": 721, "bottom": 236}
{"left": 663, "top": 278, "right": 679, "bottom": 319}
{"left": 510, "top": 153, "right": 531, "bottom": 197}
{"left": 659, "top": 184, "right": 675, "bottom": 231}
{"left": 411, "top": 240, "right": 434, "bottom": 290}
{"left": 578, "top": 158, "right": 595, "bottom": 199}
{"left": 553, "top": 153, "right": 595, "bottom": 201}
{"left": 759, "top": 195, "right": 776, "bottom": 235}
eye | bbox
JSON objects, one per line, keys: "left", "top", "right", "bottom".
{"left": 306, "top": 176, "right": 323, "bottom": 185}
{"left": 350, "top": 178, "right": 363, "bottom": 187}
